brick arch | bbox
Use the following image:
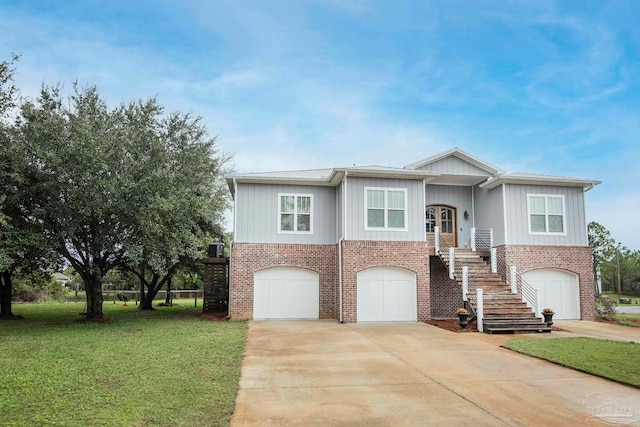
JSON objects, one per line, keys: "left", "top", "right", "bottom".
{"left": 229, "top": 243, "right": 338, "bottom": 320}
{"left": 354, "top": 264, "right": 418, "bottom": 276}
{"left": 498, "top": 244, "right": 595, "bottom": 320}
{"left": 341, "top": 240, "right": 431, "bottom": 323}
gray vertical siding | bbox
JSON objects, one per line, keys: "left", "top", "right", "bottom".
{"left": 346, "top": 177, "right": 424, "bottom": 241}
{"left": 425, "top": 185, "right": 474, "bottom": 248}
{"left": 415, "top": 156, "right": 491, "bottom": 176}
{"left": 473, "top": 184, "right": 506, "bottom": 246}
{"left": 504, "top": 184, "right": 587, "bottom": 246}
{"left": 235, "top": 183, "right": 337, "bottom": 244}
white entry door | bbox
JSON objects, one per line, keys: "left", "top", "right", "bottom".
{"left": 357, "top": 267, "right": 417, "bottom": 322}
{"left": 522, "top": 269, "right": 580, "bottom": 320}
{"left": 253, "top": 267, "right": 319, "bottom": 319}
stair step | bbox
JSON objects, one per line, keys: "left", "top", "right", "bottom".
{"left": 485, "top": 327, "right": 552, "bottom": 334}
{"left": 484, "top": 312, "right": 537, "bottom": 319}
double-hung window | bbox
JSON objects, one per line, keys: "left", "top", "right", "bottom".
{"left": 528, "top": 194, "right": 565, "bottom": 234}
{"left": 365, "top": 188, "right": 407, "bottom": 230}
{"left": 279, "top": 194, "right": 312, "bottom": 233}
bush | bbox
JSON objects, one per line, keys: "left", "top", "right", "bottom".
{"left": 596, "top": 296, "right": 618, "bottom": 320}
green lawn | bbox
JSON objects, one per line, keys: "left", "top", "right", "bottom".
{"left": 602, "top": 292, "right": 640, "bottom": 305}
{"left": 502, "top": 337, "right": 640, "bottom": 388}
{"left": 0, "top": 302, "right": 247, "bottom": 427}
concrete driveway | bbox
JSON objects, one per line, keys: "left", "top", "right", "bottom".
{"left": 231, "top": 321, "right": 640, "bottom": 426}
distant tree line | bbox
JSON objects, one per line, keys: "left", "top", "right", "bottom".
{"left": 0, "top": 55, "right": 231, "bottom": 319}
{"left": 588, "top": 221, "right": 640, "bottom": 295}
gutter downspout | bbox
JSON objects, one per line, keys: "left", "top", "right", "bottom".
{"left": 339, "top": 171, "right": 348, "bottom": 323}
{"left": 229, "top": 178, "right": 238, "bottom": 316}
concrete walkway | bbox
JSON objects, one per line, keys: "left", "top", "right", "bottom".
{"left": 231, "top": 321, "right": 640, "bottom": 426}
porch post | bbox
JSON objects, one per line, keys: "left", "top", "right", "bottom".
{"left": 535, "top": 288, "right": 541, "bottom": 317}
{"left": 434, "top": 226, "right": 440, "bottom": 255}
{"left": 449, "top": 248, "right": 455, "bottom": 280}
{"left": 490, "top": 248, "right": 497, "bottom": 274}
{"left": 470, "top": 227, "right": 476, "bottom": 252}
{"left": 489, "top": 228, "right": 494, "bottom": 248}
{"left": 476, "top": 288, "right": 484, "bottom": 333}
{"left": 462, "top": 266, "right": 469, "bottom": 302}
{"left": 510, "top": 266, "right": 517, "bottom": 294}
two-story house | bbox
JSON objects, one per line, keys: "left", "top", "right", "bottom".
{"left": 226, "top": 148, "right": 600, "bottom": 327}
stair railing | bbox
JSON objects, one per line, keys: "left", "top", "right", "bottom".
{"left": 494, "top": 251, "right": 541, "bottom": 317}
{"left": 471, "top": 227, "right": 493, "bottom": 254}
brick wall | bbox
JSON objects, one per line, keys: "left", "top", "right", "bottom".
{"left": 429, "top": 256, "right": 463, "bottom": 318}
{"left": 497, "top": 245, "right": 595, "bottom": 320}
{"left": 229, "top": 243, "right": 338, "bottom": 320}
{"left": 341, "top": 240, "right": 431, "bottom": 323}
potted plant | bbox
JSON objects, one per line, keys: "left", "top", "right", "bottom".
{"left": 542, "top": 308, "right": 554, "bottom": 326}
{"left": 457, "top": 308, "right": 470, "bottom": 329}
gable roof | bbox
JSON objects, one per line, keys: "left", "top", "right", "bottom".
{"left": 225, "top": 166, "right": 438, "bottom": 197}
{"left": 226, "top": 147, "right": 600, "bottom": 195}
{"left": 404, "top": 147, "right": 503, "bottom": 175}
{"left": 480, "top": 172, "right": 601, "bottom": 191}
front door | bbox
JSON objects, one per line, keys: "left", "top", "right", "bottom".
{"left": 426, "top": 205, "right": 457, "bottom": 247}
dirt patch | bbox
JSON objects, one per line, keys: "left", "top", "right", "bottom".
{"left": 76, "top": 317, "right": 114, "bottom": 324}
{"left": 425, "top": 318, "right": 478, "bottom": 333}
{"left": 598, "top": 317, "right": 640, "bottom": 327}
{"left": 0, "top": 315, "right": 25, "bottom": 321}
{"left": 196, "top": 311, "right": 228, "bottom": 321}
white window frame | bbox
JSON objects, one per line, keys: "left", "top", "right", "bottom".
{"left": 527, "top": 194, "right": 567, "bottom": 236}
{"left": 278, "top": 193, "right": 313, "bottom": 234}
{"left": 364, "top": 187, "right": 408, "bottom": 231}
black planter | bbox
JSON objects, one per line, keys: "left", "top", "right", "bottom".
{"left": 458, "top": 313, "right": 470, "bottom": 329}
{"left": 542, "top": 311, "right": 554, "bottom": 327}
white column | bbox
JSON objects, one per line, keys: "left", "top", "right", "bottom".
{"left": 470, "top": 227, "right": 476, "bottom": 252}
{"left": 434, "top": 225, "right": 440, "bottom": 255}
{"left": 462, "top": 266, "right": 469, "bottom": 302}
{"left": 489, "top": 228, "right": 494, "bottom": 248}
{"left": 476, "top": 288, "right": 484, "bottom": 333}
{"left": 490, "top": 248, "right": 497, "bottom": 274}
{"left": 510, "top": 266, "right": 517, "bottom": 294}
{"left": 535, "top": 288, "right": 541, "bottom": 317}
{"left": 449, "top": 247, "right": 455, "bottom": 280}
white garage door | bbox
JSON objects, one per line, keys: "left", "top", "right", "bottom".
{"left": 357, "top": 267, "right": 417, "bottom": 322}
{"left": 253, "top": 267, "right": 319, "bottom": 319}
{"left": 522, "top": 269, "right": 580, "bottom": 320}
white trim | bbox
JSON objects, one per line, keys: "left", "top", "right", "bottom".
{"left": 277, "top": 193, "right": 314, "bottom": 234}
{"left": 527, "top": 194, "right": 567, "bottom": 236}
{"left": 363, "top": 187, "right": 409, "bottom": 231}
{"left": 422, "top": 179, "right": 427, "bottom": 241}
{"left": 232, "top": 178, "right": 238, "bottom": 239}
{"left": 502, "top": 184, "right": 508, "bottom": 245}
{"left": 344, "top": 172, "right": 348, "bottom": 240}
{"left": 471, "top": 185, "right": 475, "bottom": 228}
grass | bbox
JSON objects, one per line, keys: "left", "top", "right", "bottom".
{"left": 0, "top": 302, "right": 247, "bottom": 427}
{"left": 602, "top": 292, "right": 640, "bottom": 305}
{"left": 611, "top": 314, "right": 640, "bottom": 328}
{"left": 502, "top": 337, "right": 640, "bottom": 388}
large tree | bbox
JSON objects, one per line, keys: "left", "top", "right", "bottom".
{"left": 17, "top": 84, "right": 229, "bottom": 317}
{"left": 1, "top": 55, "right": 61, "bottom": 318}
{"left": 121, "top": 103, "right": 229, "bottom": 309}
{"left": 19, "top": 85, "right": 133, "bottom": 317}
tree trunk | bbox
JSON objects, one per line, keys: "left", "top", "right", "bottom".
{"left": 84, "top": 272, "right": 104, "bottom": 318}
{"left": 164, "top": 277, "right": 172, "bottom": 305}
{"left": 0, "top": 271, "right": 14, "bottom": 318}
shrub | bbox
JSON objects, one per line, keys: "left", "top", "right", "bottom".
{"left": 595, "top": 296, "right": 617, "bottom": 320}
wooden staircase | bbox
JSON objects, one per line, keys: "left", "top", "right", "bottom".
{"left": 442, "top": 249, "right": 551, "bottom": 334}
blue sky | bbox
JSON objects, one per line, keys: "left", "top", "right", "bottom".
{"left": 2, "top": 1, "right": 639, "bottom": 249}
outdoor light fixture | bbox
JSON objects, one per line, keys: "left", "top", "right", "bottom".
{"left": 464, "top": 210, "right": 469, "bottom": 220}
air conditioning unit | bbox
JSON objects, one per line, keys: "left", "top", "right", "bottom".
{"left": 208, "top": 243, "right": 225, "bottom": 258}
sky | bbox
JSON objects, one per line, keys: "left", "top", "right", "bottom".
{"left": 1, "top": 1, "right": 639, "bottom": 249}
